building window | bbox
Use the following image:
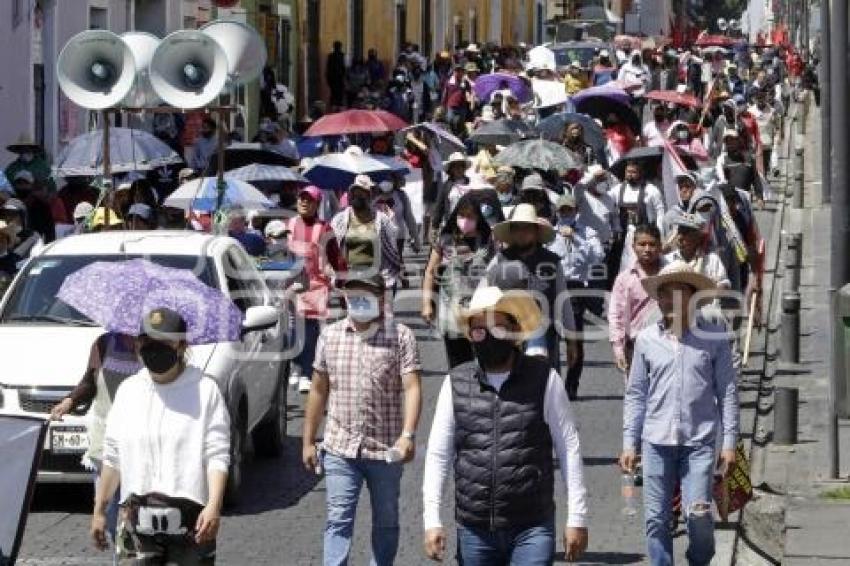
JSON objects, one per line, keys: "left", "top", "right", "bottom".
{"left": 350, "top": 0, "right": 364, "bottom": 62}
{"left": 12, "top": 0, "right": 24, "bottom": 28}
{"left": 421, "top": 0, "right": 432, "bottom": 56}
{"left": 89, "top": 7, "right": 108, "bottom": 30}
{"left": 396, "top": 2, "right": 407, "bottom": 55}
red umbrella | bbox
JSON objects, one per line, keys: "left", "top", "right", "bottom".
{"left": 645, "top": 90, "right": 703, "bottom": 108}
{"left": 304, "top": 109, "right": 409, "bottom": 137}
{"left": 694, "top": 34, "right": 736, "bottom": 47}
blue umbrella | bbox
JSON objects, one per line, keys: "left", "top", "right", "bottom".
{"left": 53, "top": 128, "right": 183, "bottom": 177}
{"left": 224, "top": 164, "right": 309, "bottom": 185}
{"left": 163, "top": 177, "right": 273, "bottom": 212}
{"left": 302, "top": 149, "right": 409, "bottom": 190}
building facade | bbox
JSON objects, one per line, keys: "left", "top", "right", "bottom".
{"left": 296, "top": 0, "right": 547, "bottom": 116}
{"left": 0, "top": 0, "right": 220, "bottom": 167}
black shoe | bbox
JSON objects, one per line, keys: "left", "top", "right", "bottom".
{"left": 566, "top": 383, "right": 578, "bottom": 401}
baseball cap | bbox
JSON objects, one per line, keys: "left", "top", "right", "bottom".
{"left": 73, "top": 202, "right": 94, "bottom": 221}
{"left": 127, "top": 203, "right": 153, "bottom": 220}
{"left": 675, "top": 172, "right": 697, "bottom": 184}
{"left": 12, "top": 170, "right": 34, "bottom": 184}
{"left": 298, "top": 185, "right": 322, "bottom": 202}
{"left": 141, "top": 308, "right": 188, "bottom": 342}
{"left": 264, "top": 219, "right": 290, "bottom": 239}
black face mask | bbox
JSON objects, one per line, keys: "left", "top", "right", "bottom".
{"left": 350, "top": 195, "right": 369, "bottom": 211}
{"left": 473, "top": 331, "right": 515, "bottom": 369}
{"left": 512, "top": 242, "right": 536, "bottom": 255}
{"left": 140, "top": 341, "right": 180, "bottom": 374}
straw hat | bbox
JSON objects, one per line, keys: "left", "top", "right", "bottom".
{"left": 457, "top": 286, "right": 542, "bottom": 342}
{"left": 641, "top": 260, "right": 718, "bottom": 300}
{"left": 492, "top": 203, "right": 555, "bottom": 244}
{"left": 6, "top": 133, "right": 40, "bottom": 154}
{"left": 443, "top": 151, "right": 472, "bottom": 169}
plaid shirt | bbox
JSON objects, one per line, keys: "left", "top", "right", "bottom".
{"left": 314, "top": 317, "right": 421, "bottom": 460}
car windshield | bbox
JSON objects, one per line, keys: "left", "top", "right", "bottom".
{"left": 553, "top": 47, "right": 601, "bottom": 68}
{"left": 0, "top": 255, "right": 217, "bottom": 326}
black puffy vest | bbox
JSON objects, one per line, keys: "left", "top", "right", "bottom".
{"left": 451, "top": 354, "right": 555, "bottom": 530}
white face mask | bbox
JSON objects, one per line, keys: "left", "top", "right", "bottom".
{"left": 593, "top": 181, "right": 609, "bottom": 193}
{"left": 347, "top": 295, "right": 381, "bottom": 323}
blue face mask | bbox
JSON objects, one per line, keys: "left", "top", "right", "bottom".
{"left": 497, "top": 192, "right": 513, "bottom": 205}
{"left": 347, "top": 295, "right": 381, "bottom": 323}
{"left": 558, "top": 213, "right": 577, "bottom": 227}
{"left": 480, "top": 204, "right": 494, "bottom": 218}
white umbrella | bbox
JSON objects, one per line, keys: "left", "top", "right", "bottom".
{"left": 532, "top": 79, "right": 568, "bottom": 109}
{"left": 302, "top": 146, "right": 409, "bottom": 190}
{"left": 163, "top": 177, "right": 272, "bottom": 212}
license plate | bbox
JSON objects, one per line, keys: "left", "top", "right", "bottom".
{"left": 50, "top": 426, "right": 89, "bottom": 454}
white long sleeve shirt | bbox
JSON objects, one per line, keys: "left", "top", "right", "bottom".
{"left": 103, "top": 366, "right": 231, "bottom": 506}
{"left": 422, "top": 370, "right": 588, "bottom": 530}
{"left": 609, "top": 181, "right": 666, "bottom": 233}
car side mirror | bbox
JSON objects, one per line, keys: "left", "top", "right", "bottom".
{"left": 242, "top": 305, "right": 279, "bottom": 337}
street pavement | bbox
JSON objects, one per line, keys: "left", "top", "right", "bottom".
{"left": 18, "top": 244, "right": 759, "bottom": 565}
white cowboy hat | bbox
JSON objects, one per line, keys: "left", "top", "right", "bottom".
{"left": 492, "top": 203, "right": 555, "bottom": 245}
{"left": 641, "top": 260, "right": 718, "bottom": 300}
{"left": 457, "top": 286, "right": 542, "bottom": 342}
{"left": 443, "top": 151, "right": 472, "bottom": 168}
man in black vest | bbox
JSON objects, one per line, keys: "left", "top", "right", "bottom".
{"left": 422, "top": 286, "right": 589, "bottom": 565}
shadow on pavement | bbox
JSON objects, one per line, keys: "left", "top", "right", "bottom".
{"left": 559, "top": 550, "right": 644, "bottom": 564}
{"left": 226, "top": 435, "right": 321, "bottom": 517}
{"left": 31, "top": 483, "right": 94, "bottom": 514}
{"left": 582, "top": 456, "right": 619, "bottom": 467}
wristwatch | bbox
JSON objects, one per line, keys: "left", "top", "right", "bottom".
{"left": 401, "top": 431, "right": 416, "bottom": 440}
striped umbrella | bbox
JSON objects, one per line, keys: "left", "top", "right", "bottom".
{"left": 223, "top": 164, "right": 309, "bottom": 185}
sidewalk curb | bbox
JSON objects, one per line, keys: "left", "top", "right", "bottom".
{"left": 730, "top": 112, "right": 795, "bottom": 565}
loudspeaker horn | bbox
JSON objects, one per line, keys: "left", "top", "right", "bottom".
{"left": 149, "top": 30, "right": 229, "bottom": 109}
{"left": 57, "top": 30, "right": 136, "bottom": 110}
{"left": 201, "top": 20, "right": 268, "bottom": 85}
{"left": 729, "top": 19, "right": 741, "bottom": 31}
{"left": 717, "top": 18, "right": 729, "bottom": 31}
{"left": 121, "top": 32, "right": 161, "bottom": 107}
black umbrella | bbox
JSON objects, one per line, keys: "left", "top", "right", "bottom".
{"left": 573, "top": 96, "right": 641, "bottom": 136}
{"left": 537, "top": 112, "right": 608, "bottom": 167}
{"left": 495, "top": 139, "right": 580, "bottom": 173}
{"left": 469, "top": 119, "right": 537, "bottom": 147}
{"left": 204, "top": 143, "right": 298, "bottom": 175}
{"left": 609, "top": 146, "right": 699, "bottom": 180}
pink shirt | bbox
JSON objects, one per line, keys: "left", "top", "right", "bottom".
{"left": 608, "top": 260, "right": 665, "bottom": 358}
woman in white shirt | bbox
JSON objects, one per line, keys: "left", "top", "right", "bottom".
{"left": 91, "top": 308, "right": 230, "bottom": 565}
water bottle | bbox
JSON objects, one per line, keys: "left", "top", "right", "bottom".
{"left": 622, "top": 472, "right": 639, "bottom": 517}
{"left": 385, "top": 447, "right": 403, "bottom": 464}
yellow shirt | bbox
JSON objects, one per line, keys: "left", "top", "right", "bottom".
{"left": 564, "top": 74, "right": 588, "bottom": 95}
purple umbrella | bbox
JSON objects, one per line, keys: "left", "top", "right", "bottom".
{"left": 473, "top": 73, "right": 533, "bottom": 104}
{"left": 571, "top": 85, "right": 632, "bottom": 107}
{"left": 57, "top": 259, "right": 243, "bottom": 345}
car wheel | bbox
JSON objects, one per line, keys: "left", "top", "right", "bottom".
{"left": 225, "top": 405, "right": 247, "bottom": 506}
{"left": 253, "top": 362, "right": 288, "bottom": 458}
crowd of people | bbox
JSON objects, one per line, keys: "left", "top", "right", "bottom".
{"left": 1, "top": 26, "right": 819, "bottom": 566}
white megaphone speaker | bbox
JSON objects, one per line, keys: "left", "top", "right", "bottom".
{"left": 201, "top": 20, "right": 268, "bottom": 85}
{"left": 729, "top": 19, "right": 741, "bottom": 31}
{"left": 149, "top": 30, "right": 228, "bottom": 109}
{"left": 121, "top": 32, "right": 161, "bottom": 107}
{"left": 57, "top": 30, "right": 136, "bottom": 109}
{"left": 717, "top": 18, "right": 729, "bottom": 31}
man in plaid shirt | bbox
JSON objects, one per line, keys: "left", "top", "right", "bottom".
{"left": 302, "top": 273, "right": 422, "bottom": 566}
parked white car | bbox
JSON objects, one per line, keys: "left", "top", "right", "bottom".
{"left": 0, "top": 231, "right": 290, "bottom": 502}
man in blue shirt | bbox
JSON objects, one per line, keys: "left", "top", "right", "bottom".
{"left": 620, "top": 261, "right": 738, "bottom": 566}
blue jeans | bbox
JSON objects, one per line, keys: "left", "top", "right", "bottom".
{"left": 322, "top": 452, "right": 402, "bottom": 566}
{"left": 294, "top": 318, "right": 321, "bottom": 379}
{"left": 456, "top": 519, "right": 555, "bottom": 566}
{"left": 643, "top": 442, "right": 716, "bottom": 566}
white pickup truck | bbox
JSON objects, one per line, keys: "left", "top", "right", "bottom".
{"left": 0, "top": 231, "right": 291, "bottom": 502}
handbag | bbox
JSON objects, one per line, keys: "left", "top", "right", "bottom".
{"left": 125, "top": 493, "right": 203, "bottom": 538}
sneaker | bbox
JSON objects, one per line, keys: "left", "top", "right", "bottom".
{"left": 298, "top": 377, "right": 312, "bottom": 394}
{"left": 289, "top": 370, "right": 300, "bottom": 387}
